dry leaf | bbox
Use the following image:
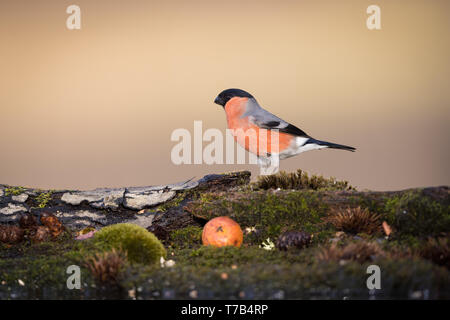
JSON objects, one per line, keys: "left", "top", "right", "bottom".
{"left": 0, "top": 225, "right": 24, "bottom": 244}
{"left": 40, "top": 213, "right": 65, "bottom": 238}
{"left": 382, "top": 221, "right": 392, "bottom": 236}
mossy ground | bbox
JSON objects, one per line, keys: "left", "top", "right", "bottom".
{"left": 0, "top": 173, "right": 448, "bottom": 299}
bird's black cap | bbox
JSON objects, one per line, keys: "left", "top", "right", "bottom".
{"left": 214, "top": 88, "right": 254, "bottom": 107}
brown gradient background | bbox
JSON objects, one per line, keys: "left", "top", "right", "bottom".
{"left": 0, "top": 0, "right": 449, "bottom": 191}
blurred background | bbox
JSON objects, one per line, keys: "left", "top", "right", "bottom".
{"left": 0, "top": 0, "right": 449, "bottom": 191}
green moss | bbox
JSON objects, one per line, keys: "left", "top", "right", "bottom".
{"left": 126, "top": 251, "right": 449, "bottom": 299}
{"left": 168, "top": 226, "right": 203, "bottom": 249}
{"left": 384, "top": 191, "right": 450, "bottom": 237}
{"left": 351, "top": 195, "right": 386, "bottom": 214}
{"left": 187, "top": 190, "right": 331, "bottom": 245}
{"left": 254, "top": 169, "right": 354, "bottom": 191}
{"left": 173, "top": 245, "right": 311, "bottom": 268}
{"left": 92, "top": 223, "right": 166, "bottom": 265}
{"left": 156, "top": 191, "right": 187, "bottom": 212}
{"left": 34, "top": 191, "right": 53, "bottom": 208}
{"left": 311, "top": 229, "right": 336, "bottom": 245}
{"left": 0, "top": 240, "right": 99, "bottom": 290}
{"left": 5, "top": 186, "right": 26, "bottom": 196}
{"left": 1, "top": 233, "right": 449, "bottom": 299}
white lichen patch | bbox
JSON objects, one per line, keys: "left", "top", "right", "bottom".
{"left": 0, "top": 203, "right": 27, "bottom": 215}
{"left": 123, "top": 190, "right": 176, "bottom": 210}
{"left": 12, "top": 194, "right": 29, "bottom": 203}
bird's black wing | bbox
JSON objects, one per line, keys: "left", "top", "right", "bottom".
{"left": 249, "top": 114, "right": 310, "bottom": 138}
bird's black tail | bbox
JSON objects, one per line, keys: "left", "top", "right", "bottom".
{"left": 306, "top": 138, "right": 356, "bottom": 152}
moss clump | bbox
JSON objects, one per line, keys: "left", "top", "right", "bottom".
{"left": 384, "top": 191, "right": 450, "bottom": 237}
{"left": 168, "top": 226, "right": 203, "bottom": 249}
{"left": 34, "top": 191, "right": 53, "bottom": 208}
{"left": 254, "top": 169, "right": 353, "bottom": 191}
{"left": 92, "top": 223, "right": 166, "bottom": 265}
{"left": 5, "top": 186, "right": 26, "bottom": 196}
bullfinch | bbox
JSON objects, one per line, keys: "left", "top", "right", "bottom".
{"left": 214, "top": 88, "right": 355, "bottom": 172}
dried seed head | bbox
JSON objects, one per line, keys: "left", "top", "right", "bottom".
{"left": 85, "top": 249, "right": 128, "bottom": 284}
{"left": 326, "top": 207, "right": 381, "bottom": 235}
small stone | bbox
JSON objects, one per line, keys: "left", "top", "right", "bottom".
{"left": 124, "top": 214, "right": 155, "bottom": 229}
{"left": 189, "top": 290, "right": 198, "bottom": 299}
{"left": 165, "top": 260, "right": 176, "bottom": 268}
{"left": 128, "top": 289, "right": 136, "bottom": 299}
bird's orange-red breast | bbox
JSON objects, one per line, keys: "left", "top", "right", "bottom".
{"left": 224, "top": 97, "right": 294, "bottom": 156}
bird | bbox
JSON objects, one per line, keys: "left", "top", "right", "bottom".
{"left": 213, "top": 88, "right": 355, "bottom": 174}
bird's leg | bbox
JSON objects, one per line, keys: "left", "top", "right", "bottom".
{"left": 258, "top": 155, "right": 280, "bottom": 175}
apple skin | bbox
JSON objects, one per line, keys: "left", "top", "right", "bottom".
{"left": 202, "top": 216, "right": 243, "bottom": 248}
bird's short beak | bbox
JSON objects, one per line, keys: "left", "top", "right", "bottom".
{"left": 214, "top": 96, "right": 223, "bottom": 106}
